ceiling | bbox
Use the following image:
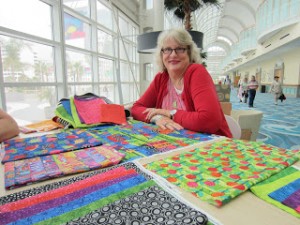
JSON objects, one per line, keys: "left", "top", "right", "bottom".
{"left": 196, "top": 0, "right": 264, "bottom": 52}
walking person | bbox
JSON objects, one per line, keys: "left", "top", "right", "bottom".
{"left": 247, "top": 75, "right": 259, "bottom": 107}
{"left": 237, "top": 77, "right": 249, "bottom": 103}
{"left": 269, "top": 76, "right": 282, "bottom": 105}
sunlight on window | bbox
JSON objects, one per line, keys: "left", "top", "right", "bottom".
{"left": 0, "top": 0, "right": 52, "bottom": 39}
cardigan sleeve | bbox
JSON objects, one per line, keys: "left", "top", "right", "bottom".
{"left": 131, "top": 72, "right": 168, "bottom": 122}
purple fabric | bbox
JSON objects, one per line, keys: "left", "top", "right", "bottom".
{"left": 282, "top": 189, "right": 300, "bottom": 211}
{"left": 1, "top": 173, "right": 137, "bottom": 224}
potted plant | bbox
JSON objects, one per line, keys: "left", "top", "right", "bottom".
{"left": 164, "top": 0, "right": 220, "bottom": 30}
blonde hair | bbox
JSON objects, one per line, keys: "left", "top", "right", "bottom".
{"left": 155, "top": 28, "right": 201, "bottom": 71}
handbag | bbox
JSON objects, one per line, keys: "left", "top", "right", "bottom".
{"left": 279, "top": 93, "right": 286, "bottom": 101}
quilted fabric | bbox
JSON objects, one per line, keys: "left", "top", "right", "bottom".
{"left": 3, "top": 120, "right": 217, "bottom": 189}
{"left": 268, "top": 178, "right": 300, "bottom": 202}
{"left": 144, "top": 138, "right": 300, "bottom": 207}
{"left": 73, "top": 95, "right": 107, "bottom": 124}
{"left": 88, "top": 120, "right": 217, "bottom": 161}
{"left": 0, "top": 164, "right": 208, "bottom": 225}
{"left": 2, "top": 129, "right": 102, "bottom": 163}
{"left": 251, "top": 167, "right": 300, "bottom": 218}
{"left": 4, "top": 146, "right": 125, "bottom": 189}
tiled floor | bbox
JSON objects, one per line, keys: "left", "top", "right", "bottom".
{"left": 230, "top": 89, "right": 300, "bottom": 150}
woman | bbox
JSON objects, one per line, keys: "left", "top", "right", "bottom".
{"left": 0, "top": 108, "right": 20, "bottom": 142}
{"left": 247, "top": 75, "right": 259, "bottom": 107}
{"left": 269, "top": 76, "right": 282, "bottom": 105}
{"left": 238, "top": 77, "right": 248, "bottom": 103}
{"left": 131, "top": 28, "right": 232, "bottom": 138}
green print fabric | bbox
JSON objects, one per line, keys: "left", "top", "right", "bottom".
{"left": 144, "top": 138, "right": 300, "bottom": 207}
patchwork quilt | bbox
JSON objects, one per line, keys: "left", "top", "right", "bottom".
{"left": 4, "top": 146, "right": 125, "bottom": 189}
{"left": 88, "top": 120, "right": 217, "bottom": 160}
{"left": 0, "top": 163, "right": 209, "bottom": 225}
{"left": 2, "top": 129, "right": 102, "bottom": 163}
{"left": 143, "top": 138, "right": 300, "bottom": 207}
{"left": 251, "top": 166, "right": 300, "bottom": 218}
{"left": 2, "top": 120, "right": 217, "bottom": 189}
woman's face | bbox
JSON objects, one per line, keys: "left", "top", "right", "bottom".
{"left": 161, "top": 38, "right": 190, "bottom": 74}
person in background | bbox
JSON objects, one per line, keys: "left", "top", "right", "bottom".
{"left": 269, "top": 76, "right": 282, "bottom": 105}
{"left": 247, "top": 75, "right": 259, "bottom": 107}
{"left": 131, "top": 28, "right": 232, "bottom": 138}
{"left": 237, "top": 77, "right": 249, "bottom": 103}
{"left": 0, "top": 108, "right": 20, "bottom": 142}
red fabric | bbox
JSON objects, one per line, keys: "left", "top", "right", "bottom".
{"left": 131, "top": 64, "right": 232, "bottom": 138}
{"left": 98, "top": 104, "right": 127, "bottom": 125}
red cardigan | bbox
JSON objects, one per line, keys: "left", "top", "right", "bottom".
{"left": 131, "top": 64, "right": 232, "bottom": 138}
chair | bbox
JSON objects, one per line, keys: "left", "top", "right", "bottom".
{"left": 225, "top": 115, "right": 241, "bottom": 139}
{"left": 231, "top": 110, "right": 263, "bottom": 141}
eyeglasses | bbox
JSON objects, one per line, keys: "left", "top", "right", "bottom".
{"left": 161, "top": 47, "right": 188, "bottom": 55}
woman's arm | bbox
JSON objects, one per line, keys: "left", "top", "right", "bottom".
{"left": 0, "top": 109, "right": 20, "bottom": 142}
{"left": 131, "top": 73, "right": 167, "bottom": 122}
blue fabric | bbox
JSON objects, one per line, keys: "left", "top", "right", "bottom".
{"left": 268, "top": 178, "right": 300, "bottom": 202}
{"left": 11, "top": 175, "right": 147, "bottom": 225}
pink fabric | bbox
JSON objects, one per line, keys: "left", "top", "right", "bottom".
{"left": 131, "top": 63, "right": 232, "bottom": 138}
{"left": 74, "top": 98, "right": 107, "bottom": 124}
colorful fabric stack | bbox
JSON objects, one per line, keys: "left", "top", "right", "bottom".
{"left": 0, "top": 163, "right": 209, "bottom": 225}
{"left": 251, "top": 166, "right": 300, "bottom": 218}
{"left": 144, "top": 138, "right": 300, "bottom": 207}
{"left": 2, "top": 129, "right": 102, "bottom": 163}
{"left": 4, "top": 146, "right": 125, "bottom": 189}
{"left": 55, "top": 93, "right": 127, "bottom": 128}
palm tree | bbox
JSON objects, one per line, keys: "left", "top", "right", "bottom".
{"left": 164, "top": 0, "right": 219, "bottom": 67}
{"left": 164, "top": 0, "right": 220, "bottom": 30}
{"left": 2, "top": 38, "right": 29, "bottom": 81}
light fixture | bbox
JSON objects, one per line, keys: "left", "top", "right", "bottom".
{"left": 137, "top": 30, "right": 204, "bottom": 54}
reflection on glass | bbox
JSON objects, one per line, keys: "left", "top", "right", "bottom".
{"left": 99, "top": 84, "right": 116, "bottom": 103}
{"left": 0, "top": 35, "right": 54, "bottom": 83}
{"left": 98, "top": 58, "right": 115, "bottom": 82}
{"left": 98, "top": 30, "right": 114, "bottom": 56}
{"left": 64, "top": 13, "right": 91, "bottom": 50}
{"left": 5, "top": 86, "right": 56, "bottom": 125}
{"left": 0, "top": 0, "right": 52, "bottom": 39}
{"left": 121, "top": 83, "right": 138, "bottom": 104}
{"left": 67, "top": 84, "right": 93, "bottom": 96}
{"left": 96, "top": 1, "right": 114, "bottom": 30}
{"left": 63, "top": 0, "right": 90, "bottom": 17}
{"left": 120, "top": 62, "right": 130, "bottom": 82}
{"left": 66, "top": 50, "right": 92, "bottom": 82}
{"left": 145, "top": 63, "right": 154, "bottom": 81}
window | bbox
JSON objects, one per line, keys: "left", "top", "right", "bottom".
{"left": 145, "top": 63, "right": 154, "bottom": 81}
{"left": 0, "top": 0, "right": 139, "bottom": 125}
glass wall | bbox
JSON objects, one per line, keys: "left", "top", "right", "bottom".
{"left": 0, "top": 0, "right": 139, "bottom": 125}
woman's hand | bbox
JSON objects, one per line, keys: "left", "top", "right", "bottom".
{"left": 156, "top": 116, "right": 183, "bottom": 131}
{"left": 143, "top": 108, "right": 170, "bottom": 121}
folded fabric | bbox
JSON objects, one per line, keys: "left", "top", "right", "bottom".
{"left": 0, "top": 164, "right": 208, "bottom": 225}
{"left": 21, "top": 119, "right": 64, "bottom": 132}
{"left": 55, "top": 93, "right": 128, "bottom": 128}
{"left": 73, "top": 95, "right": 107, "bottom": 124}
{"left": 2, "top": 129, "right": 102, "bottom": 163}
{"left": 251, "top": 168, "right": 300, "bottom": 218}
{"left": 283, "top": 189, "right": 300, "bottom": 213}
{"left": 4, "top": 146, "right": 125, "bottom": 189}
{"left": 268, "top": 178, "right": 300, "bottom": 202}
{"left": 144, "top": 138, "right": 300, "bottom": 207}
